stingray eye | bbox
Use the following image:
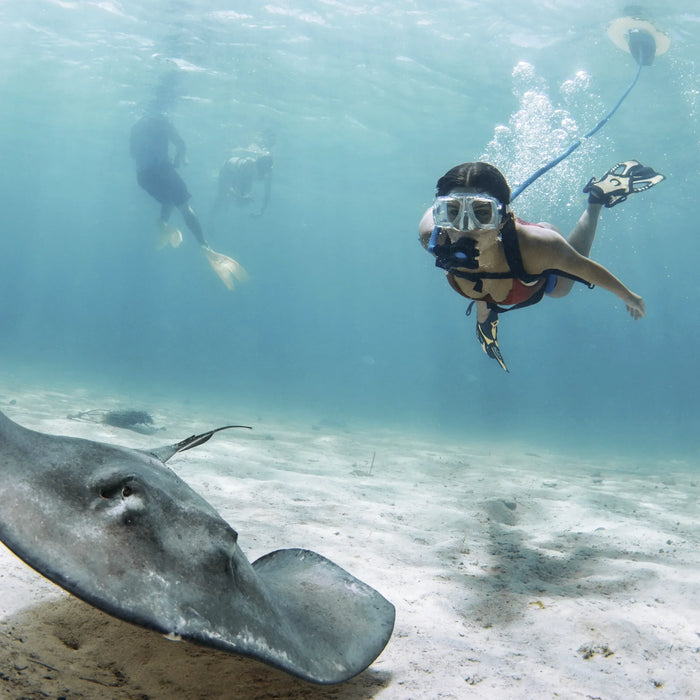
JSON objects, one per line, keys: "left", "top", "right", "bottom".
{"left": 99, "top": 478, "right": 136, "bottom": 500}
{"left": 99, "top": 485, "right": 117, "bottom": 499}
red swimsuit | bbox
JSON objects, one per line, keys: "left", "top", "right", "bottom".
{"left": 444, "top": 218, "right": 548, "bottom": 306}
{"left": 446, "top": 272, "right": 545, "bottom": 305}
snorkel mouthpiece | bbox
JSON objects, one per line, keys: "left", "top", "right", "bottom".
{"left": 429, "top": 229, "right": 480, "bottom": 271}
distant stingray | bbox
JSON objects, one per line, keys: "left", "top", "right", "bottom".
{"left": 68, "top": 408, "right": 163, "bottom": 434}
{"left": 0, "top": 411, "right": 395, "bottom": 684}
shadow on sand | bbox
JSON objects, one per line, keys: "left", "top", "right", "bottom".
{"left": 0, "top": 595, "right": 392, "bottom": 700}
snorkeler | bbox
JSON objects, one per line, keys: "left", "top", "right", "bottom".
{"left": 129, "top": 113, "right": 248, "bottom": 290}
{"left": 212, "top": 141, "right": 273, "bottom": 218}
{"left": 419, "top": 160, "right": 664, "bottom": 371}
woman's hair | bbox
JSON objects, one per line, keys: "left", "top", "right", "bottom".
{"left": 436, "top": 162, "right": 511, "bottom": 204}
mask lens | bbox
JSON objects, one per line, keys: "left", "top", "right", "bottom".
{"left": 433, "top": 197, "right": 463, "bottom": 228}
{"left": 471, "top": 198, "right": 497, "bottom": 225}
{"left": 433, "top": 194, "right": 501, "bottom": 231}
{"left": 446, "top": 200, "right": 461, "bottom": 224}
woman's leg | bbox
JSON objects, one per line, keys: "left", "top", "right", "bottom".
{"left": 548, "top": 202, "right": 603, "bottom": 298}
{"left": 159, "top": 202, "right": 174, "bottom": 224}
{"left": 567, "top": 202, "right": 603, "bottom": 256}
{"left": 178, "top": 202, "right": 207, "bottom": 247}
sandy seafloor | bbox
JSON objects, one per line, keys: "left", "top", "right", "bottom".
{"left": 0, "top": 379, "right": 698, "bottom": 700}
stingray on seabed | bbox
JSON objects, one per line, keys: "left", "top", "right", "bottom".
{"left": 0, "top": 410, "right": 395, "bottom": 684}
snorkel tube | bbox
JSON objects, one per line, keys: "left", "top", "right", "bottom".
{"left": 510, "top": 11, "right": 669, "bottom": 201}
{"left": 427, "top": 225, "right": 441, "bottom": 255}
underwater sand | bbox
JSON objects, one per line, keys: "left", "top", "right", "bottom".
{"left": 0, "top": 382, "right": 698, "bottom": 699}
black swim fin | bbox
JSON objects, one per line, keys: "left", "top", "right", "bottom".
{"left": 476, "top": 310, "right": 509, "bottom": 372}
{"left": 583, "top": 160, "right": 665, "bottom": 208}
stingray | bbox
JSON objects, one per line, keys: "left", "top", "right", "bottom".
{"left": 0, "top": 410, "right": 395, "bottom": 684}
{"left": 67, "top": 408, "right": 163, "bottom": 434}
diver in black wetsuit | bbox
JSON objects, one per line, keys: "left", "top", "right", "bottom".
{"left": 129, "top": 113, "right": 248, "bottom": 290}
{"left": 130, "top": 113, "right": 205, "bottom": 248}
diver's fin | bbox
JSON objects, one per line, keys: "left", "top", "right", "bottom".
{"left": 156, "top": 220, "right": 183, "bottom": 249}
{"left": 583, "top": 160, "right": 665, "bottom": 208}
{"left": 202, "top": 245, "right": 249, "bottom": 290}
{"left": 476, "top": 311, "right": 509, "bottom": 372}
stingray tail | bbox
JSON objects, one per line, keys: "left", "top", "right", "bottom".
{"left": 150, "top": 425, "right": 252, "bottom": 463}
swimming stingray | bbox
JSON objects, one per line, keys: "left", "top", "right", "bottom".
{"left": 0, "top": 410, "right": 394, "bottom": 684}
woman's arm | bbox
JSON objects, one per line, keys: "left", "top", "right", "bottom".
{"left": 520, "top": 227, "right": 645, "bottom": 319}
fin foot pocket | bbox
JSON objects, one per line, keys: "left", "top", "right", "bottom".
{"left": 583, "top": 160, "right": 665, "bottom": 208}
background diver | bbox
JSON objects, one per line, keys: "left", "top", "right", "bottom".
{"left": 212, "top": 140, "right": 273, "bottom": 219}
{"left": 130, "top": 112, "right": 248, "bottom": 290}
{"left": 419, "top": 160, "right": 664, "bottom": 371}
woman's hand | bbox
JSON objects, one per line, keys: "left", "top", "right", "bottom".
{"left": 625, "top": 292, "right": 646, "bottom": 320}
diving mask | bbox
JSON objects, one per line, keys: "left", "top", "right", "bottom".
{"left": 433, "top": 193, "right": 504, "bottom": 232}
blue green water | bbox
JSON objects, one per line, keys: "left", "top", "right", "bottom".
{"left": 0, "top": 1, "right": 698, "bottom": 460}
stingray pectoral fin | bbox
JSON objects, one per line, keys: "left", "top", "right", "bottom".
{"left": 150, "top": 425, "right": 252, "bottom": 463}
{"left": 251, "top": 548, "right": 395, "bottom": 684}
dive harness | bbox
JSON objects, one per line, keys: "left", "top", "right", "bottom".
{"left": 430, "top": 214, "right": 594, "bottom": 372}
